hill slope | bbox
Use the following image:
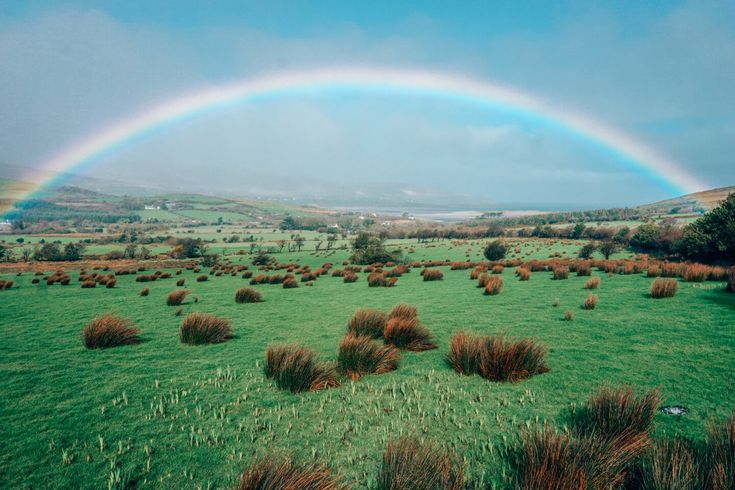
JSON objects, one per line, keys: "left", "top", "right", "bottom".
{"left": 641, "top": 185, "right": 734, "bottom": 213}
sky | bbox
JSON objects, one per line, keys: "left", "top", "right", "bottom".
{"left": 1, "top": 0, "right": 733, "bottom": 209}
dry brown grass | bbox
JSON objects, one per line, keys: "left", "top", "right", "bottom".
{"left": 377, "top": 436, "right": 464, "bottom": 490}
{"left": 552, "top": 266, "right": 570, "bottom": 280}
{"left": 83, "top": 314, "right": 140, "bottom": 349}
{"left": 484, "top": 276, "right": 503, "bottom": 295}
{"left": 166, "top": 289, "right": 190, "bottom": 306}
{"left": 179, "top": 313, "right": 232, "bottom": 345}
{"left": 282, "top": 277, "right": 298, "bottom": 289}
{"left": 347, "top": 308, "right": 388, "bottom": 338}
{"left": 583, "top": 294, "right": 599, "bottom": 310}
{"left": 650, "top": 278, "right": 678, "bottom": 298}
{"left": 337, "top": 334, "right": 400, "bottom": 380}
{"left": 235, "top": 287, "right": 262, "bottom": 303}
{"left": 389, "top": 304, "right": 418, "bottom": 321}
{"left": 584, "top": 277, "right": 601, "bottom": 289}
{"left": 517, "top": 267, "right": 531, "bottom": 281}
{"left": 564, "top": 310, "right": 574, "bottom": 321}
{"left": 422, "top": 268, "right": 444, "bottom": 281}
{"left": 384, "top": 318, "right": 437, "bottom": 352}
{"left": 264, "top": 344, "right": 340, "bottom": 393}
{"left": 140, "top": 287, "right": 149, "bottom": 296}
{"left": 236, "top": 457, "right": 347, "bottom": 490}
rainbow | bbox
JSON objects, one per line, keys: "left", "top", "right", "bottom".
{"left": 8, "top": 66, "right": 709, "bottom": 210}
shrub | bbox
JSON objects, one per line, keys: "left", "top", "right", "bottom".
{"left": 179, "top": 313, "right": 232, "bottom": 345}
{"left": 384, "top": 318, "right": 436, "bottom": 351}
{"left": 83, "top": 314, "right": 140, "bottom": 349}
{"left": 389, "top": 304, "right": 417, "bottom": 320}
{"left": 583, "top": 294, "right": 599, "bottom": 309}
{"left": 343, "top": 271, "right": 358, "bottom": 283}
{"left": 282, "top": 277, "right": 298, "bottom": 289}
{"left": 236, "top": 457, "right": 345, "bottom": 490}
{"left": 552, "top": 266, "right": 570, "bottom": 280}
{"left": 483, "top": 240, "right": 507, "bottom": 261}
{"left": 576, "top": 263, "right": 592, "bottom": 276}
{"left": 564, "top": 310, "right": 574, "bottom": 321}
{"left": 166, "top": 289, "right": 190, "bottom": 306}
{"left": 572, "top": 385, "right": 660, "bottom": 440}
{"left": 347, "top": 308, "right": 388, "bottom": 338}
{"left": 377, "top": 436, "right": 464, "bottom": 490}
{"left": 337, "top": 334, "right": 400, "bottom": 380}
{"left": 651, "top": 278, "right": 678, "bottom": 298}
{"left": 264, "top": 344, "right": 340, "bottom": 393}
{"left": 584, "top": 277, "right": 601, "bottom": 289}
{"left": 235, "top": 287, "right": 262, "bottom": 303}
{"left": 196, "top": 275, "right": 208, "bottom": 282}
{"left": 140, "top": 287, "right": 149, "bottom": 296}
{"left": 422, "top": 269, "right": 443, "bottom": 281}
{"left": 517, "top": 267, "right": 531, "bottom": 281}
{"left": 484, "top": 276, "right": 503, "bottom": 295}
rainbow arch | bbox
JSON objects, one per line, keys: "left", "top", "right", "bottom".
{"left": 9, "top": 66, "right": 708, "bottom": 209}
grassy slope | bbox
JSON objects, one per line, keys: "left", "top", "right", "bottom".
{"left": 0, "top": 242, "right": 733, "bottom": 488}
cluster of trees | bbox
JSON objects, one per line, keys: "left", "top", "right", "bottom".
{"left": 5, "top": 200, "right": 142, "bottom": 224}
{"left": 350, "top": 232, "right": 402, "bottom": 265}
{"left": 24, "top": 242, "right": 87, "bottom": 262}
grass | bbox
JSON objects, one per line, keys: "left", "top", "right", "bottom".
{"left": 0, "top": 237, "right": 733, "bottom": 488}
{"left": 265, "top": 344, "right": 340, "bottom": 393}
{"left": 82, "top": 314, "right": 140, "bottom": 349}
{"left": 377, "top": 435, "right": 463, "bottom": 490}
{"left": 347, "top": 308, "right": 387, "bottom": 338}
{"left": 179, "top": 312, "right": 232, "bottom": 345}
{"left": 166, "top": 289, "right": 189, "bottom": 306}
{"left": 651, "top": 278, "right": 679, "bottom": 298}
{"left": 237, "top": 457, "right": 346, "bottom": 490}
{"left": 337, "top": 334, "right": 400, "bottom": 380}
{"left": 384, "top": 318, "right": 437, "bottom": 352}
{"left": 235, "top": 287, "right": 262, "bottom": 303}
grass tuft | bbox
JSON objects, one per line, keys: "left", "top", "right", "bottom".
{"left": 264, "top": 344, "right": 340, "bottom": 393}
{"left": 377, "top": 436, "right": 464, "bottom": 490}
{"left": 179, "top": 313, "right": 232, "bottom": 345}
{"left": 166, "top": 289, "right": 190, "bottom": 306}
{"left": 337, "top": 334, "right": 400, "bottom": 380}
{"left": 235, "top": 287, "right": 262, "bottom": 303}
{"left": 83, "top": 314, "right": 140, "bottom": 349}
{"left": 651, "top": 278, "right": 678, "bottom": 298}
{"left": 384, "top": 317, "right": 436, "bottom": 351}
{"left": 347, "top": 308, "right": 388, "bottom": 338}
{"left": 237, "top": 457, "right": 346, "bottom": 490}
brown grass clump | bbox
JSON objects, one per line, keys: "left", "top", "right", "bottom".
{"left": 368, "top": 272, "right": 397, "bottom": 287}
{"left": 445, "top": 331, "right": 483, "bottom": 375}
{"left": 236, "top": 457, "right": 346, "bottom": 490}
{"left": 576, "top": 263, "right": 592, "bottom": 276}
{"left": 264, "top": 344, "right": 340, "bottom": 393}
{"left": 635, "top": 438, "right": 698, "bottom": 490}
{"left": 384, "top": 318, "right": 436, "bottom": 351}
{"left": 484, "top": 276, "right": 503, "bottom": 295}
{"left": 389, "top": 304, "right": 417, "bottom": 321}
{"left": 477, "top": 273, "right": 490, "bottom": 288}
{"left": 650, "top": 278, "right": 678, "bottom": 298}
{"left": 727, "top": 268, "right": 735, "bottom": 293}
{"left": 166, "top": 289, "right": 190, "bottom": 306}
{"left": 347, "top": 308, "right": 388, "bottom": 338}
{"left": 343, "top": 271, "right": 358, "bottom": 283}
{"left": 682, "top": 263, "right": 708, "bottom": 282}
{"left": 81, "top": 280, "right": 96, "bottom": 288}
{"left": 517, "top": 267, "right": 531, "bottom": 281}
{"left": 564, "top": 310, "right": 574, "bottom": 321}
{"left": 647, "top": 265, "right": 662, "bottom": 277}
{"left": 377, "top": 436, "right": 464, "bottom": 490}
{"left": 573, "top": 386, "right": 660, "bottom": 440}
{"left": 491, "top": 264, "right": 504, "bottom": 274}
{"left": 282, "top": 277, "right": 298, "bottom": 289}
{"left": 583, "top": 294, "right": 599, "bottom": 310}
{"left": 179, "top": 313, "right": 232, "bottom": 345}
{"left": 422, "top": 268, "right": 443, "bottom": 281}
{"left": 140, "top": 287, "right": 149, "bottom": 296}
{"left": 196, "top": 275, "right": 208, "bottom": 282}
{"left": 700, "top": 411, "right": 735, "bottom": 490}
{"left": 83, "top": 314, "right": 140, "bottom": 349}
{"left": 176, "top": 278, "right": 185, "bottom": 287}
{"left": 584, "top": 277, "right": 601, "bottom": 289}
{"left": 552, "top": 266, "right": 570, "bottom": 280}
{"left": 337, "top": 334, "right": 400, "bottom": 380}
{"left": 235, "top": 287, "right": 262, "bottom": 303}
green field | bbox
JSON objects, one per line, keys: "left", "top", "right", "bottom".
{"left": 1, "top": 238, "right": 733, "bottom": 488}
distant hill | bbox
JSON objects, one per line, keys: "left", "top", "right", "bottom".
{"left": 640, "top": 186, "right": 734, "bottom": 214}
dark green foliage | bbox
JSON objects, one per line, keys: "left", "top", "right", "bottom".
{"left": 483, "top": 240, "right": 508, "bottom": 261}
{"left": 350, "top": 232, "right": 402, "bottom": 265}
{"left": 678, "top": 193, "right": 735, "bottom": 262}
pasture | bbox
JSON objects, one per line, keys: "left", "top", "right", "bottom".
{"left": 0, "top": 237, "right": 733, "bottom": 488}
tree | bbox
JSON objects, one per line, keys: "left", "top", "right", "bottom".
{"left": 124, "top": 244, "right": 138, "bottom": 259}
{"left": 172, "top": 238, "right": 207, "bottom": 258}
{"left": 599, "top": 240, "right": 618, "bottom": 260}
{"left": 483, "top": 240, "right": 508, "bottom": 261}
{"left": 63, "top": 242, "right": 85, "bottom": 261}
{"left": 578, "top": 242, "right": 596, "bottom": 259}
{"left": 21, "top": 247, "right": 32, "bottom": 262}
{"left": 276, "top": 239, "right": 287, "bottom": 253}
{"left": 294, "top": 236, "right": 305, "bottom": 252}
{"left": 571, "top": 223, "right": 586, "bottom": 239}
{"left": 678, "top": 193, "right": 735, "bottom": 263}
{"left": 350, "top": 232, "right": 402, "bottom": 265}
{"left": 487, "top": 222, "right": 504, "bottom": 238}
{"left": 139, "top": 246, "right": 151, "bottom": 259}
{"left": 326, "top": 234, "right": 337, "bottom": 250}
{"left": 629, "top": 224, "right": 661, "bottom": 252}
{"left": 279, "top": 215, "right": 298, "bottom": 230}
{"left": 252, "top": 252, "right": 271, "bottom": 265}
{"left": 34, "top": 243, "right": 63, "bottom": 261}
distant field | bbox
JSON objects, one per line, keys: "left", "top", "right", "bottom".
{"left": 0, "top": 238, "right": 733, "bottom": 488}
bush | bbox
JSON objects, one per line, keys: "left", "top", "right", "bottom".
{"left": 264, "top": 344, "right": 340, "bottom": 393}
{"left": 166, "top": 289, "right": 190, "bottom": 306}
{"left": 552, "top": 266, "right": 570, "bottom": 280}
{"left": 389, "top": 304, "right": 417, "bottom": 321}
{"left": 447, "top": 332, "right": 549, "bottom": 382}
{"left": 105, "top": 278, "right": 116, "bottom": 288}
{"left": 572, "top": 386, "right": 660, "bottom": 440}
{"left": 384, "top": 318, "right": 436, "bottom": 351}
{"left": 422, "top": 268, "right": 443, "bottom": 281}
{"left": 483, "top": 240, "right": 507, "bottom": 261}
{"left": 337, "top": 334, "right": 400, "bottom": 380}
{"left": 651, "top": 278, "right": 678, "bottom": 298}
{"left": 576, "top": 263, "right": 592, "bottom": 276}
{"left": 282, "top": 277, "right": 298, "bottom": 289}
{"left": 583, "top": 294, "right": 599, "bottom": 309}
{"left": 517, "top": 267, "right": 531, "bottom": 281}
{"left": 484, "top": 276, "right": 503, "bottom": 295}
{"left": 140, "top": 287, "right": 149, "bottom": 296}
{"left": 343, "top": 271, "right": 358, "bottom": 283}
{"left": 584, "top": 277, "right": 601, "bottom": 289}
{"left": 196, "top": 275, "right": 208, "bottom": 282}
{"left": 236, "top": 457, "right": 345, "bottom": 490}
{"left": 83, "top": 314, "right": 140, "bottom": 349}
{"left": 235, "top": 287, "right": 262, "bottom": 303}
{"left": 347, "top": 308, "right": 388, "bottom": 338}
{"left": 377, "top": 436, "right": 464, "bottom": 490}
{"left": 179, "top": 313, "right": 232, "bottom": 345}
